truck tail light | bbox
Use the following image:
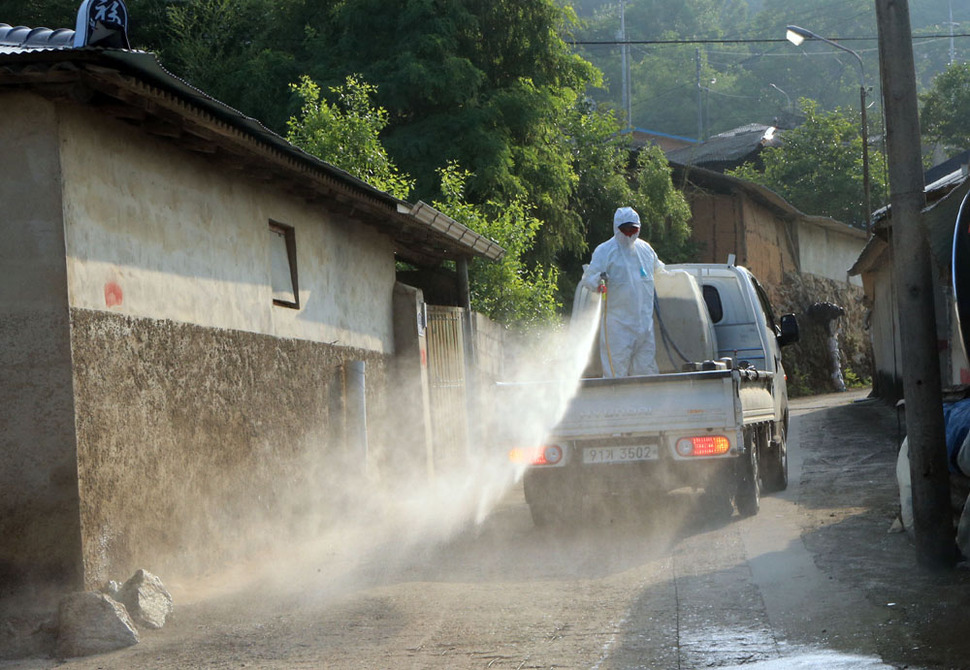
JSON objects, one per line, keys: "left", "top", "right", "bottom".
{"left": 509, "top": 444, "right": 563, "bottom": 466}
{"left": 675, "top": 435, "right": 730, "bottom": 457}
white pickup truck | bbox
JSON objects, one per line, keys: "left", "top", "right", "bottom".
{"left": 512, "top": 261, "right": 799, "bottom": 525}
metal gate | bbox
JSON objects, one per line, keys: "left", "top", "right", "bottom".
{"left": 425, "top": 305, "right": 468, "bottom": 469}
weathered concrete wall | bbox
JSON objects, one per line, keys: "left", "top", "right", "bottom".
{"left": 70, "top": 309, "right": 389, "bottom": 587}
{"left": 58, "top": 106, "right": 397, "bottom": 352}
{"left": 687, "top": 189, "right": 865, "bottom": 291}
{"left": 0, "top": 94, "right": 84, "bottom": 595}
{"left": 797, "top": 221, "right": 865, "bottom": 287}
{"left": 860, "top": 250, "right": 903, "bottom": 400}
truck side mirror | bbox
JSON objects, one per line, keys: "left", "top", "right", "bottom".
{"left": 777, "top": 313, "right": 799, "bottom": 347}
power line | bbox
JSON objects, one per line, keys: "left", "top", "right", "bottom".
{"left": 571, "top": 33, "right": 970, "bottom": 46}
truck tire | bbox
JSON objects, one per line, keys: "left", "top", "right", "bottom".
{"left": 735, "top": 428, "right": 761, "bottom": 517}
{"left": 762, "top": 423, "right": 788, "bottom": 493}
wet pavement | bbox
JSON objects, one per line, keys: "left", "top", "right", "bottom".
{"left": 4, "top": 389, "right": 970, "bottom": 668}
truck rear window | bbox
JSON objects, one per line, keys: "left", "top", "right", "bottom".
{"left": 702, "top": 285, "right": 723, "bottom": 323}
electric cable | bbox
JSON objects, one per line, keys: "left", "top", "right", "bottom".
{"left": 655, "top": 294, "right": 693, "bottom": 366}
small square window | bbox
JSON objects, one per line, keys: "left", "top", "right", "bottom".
{"left": 269, "top": 221, "right": 299, "bottom": 309}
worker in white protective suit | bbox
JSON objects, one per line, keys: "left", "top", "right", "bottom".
{"left": 581, "top": 207, "right": 666, "bottom": 377}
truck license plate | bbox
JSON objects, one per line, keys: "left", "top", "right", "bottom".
{"left": 583, "top": 445, "right": 658, "bottom": 464}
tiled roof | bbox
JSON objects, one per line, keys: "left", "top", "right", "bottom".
{"left": 0, "top": 22, "right": 503, "bottom": 264}
{"left": 0, "top": 23, "right": 75, "bottom": 52}
{"left": 665, "top": 124, "right": 782, "bottom": 170}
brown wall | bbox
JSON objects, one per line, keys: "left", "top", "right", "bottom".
{"left": 688, "top": 190, "right": 797, "bottom": 298}
{"left": 70, "top": 309, "right": 389, "bottom": 587}
{"left": 737, "top": 198, "right": 798, "bottom": 293}
{"left": 689, "top": 192, "right": 741, "bottom": 267}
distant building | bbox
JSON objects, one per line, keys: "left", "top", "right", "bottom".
{"left": 666, "top": 124, "right": 783, "bottom": 174}
{"left": 850, "top": 158, "right": 970, "bottom": 400}
{"left": 622, "top": 127, "right": 697, "bottom": 153}
{"left": 670, "top": 163, "right": 865, "bottom": 295}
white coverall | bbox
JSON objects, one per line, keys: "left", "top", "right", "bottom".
{"left": 581, "top": 208, "right": 665, "bottom": 377}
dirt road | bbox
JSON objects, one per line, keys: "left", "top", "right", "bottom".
{"left": 5, "top": 390, "right": 970, "bottom": 669}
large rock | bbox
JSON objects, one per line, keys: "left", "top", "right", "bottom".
{"left": 56, "top": 592, "right": 139, "bottom": 658}
{"left": 119, "top": 570, "right": 173, "bottom": 629}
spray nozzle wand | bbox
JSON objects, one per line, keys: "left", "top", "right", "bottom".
{"left": 597, "top": 272, "right": 608, "bottom": 294}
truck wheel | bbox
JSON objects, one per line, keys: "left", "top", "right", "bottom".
{"left": 762, "top": 424, "right": 788, "bottom": 493}
{"left": 735, "top": 429, "right": 760, "bottom": 517}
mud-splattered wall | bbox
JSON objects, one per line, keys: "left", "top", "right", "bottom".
{"left": 70, "top": 309, "right": 389, "bottom": 587}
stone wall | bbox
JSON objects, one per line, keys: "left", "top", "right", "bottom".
{"left": 70, "top": 309, "right": 389, "bottom": 588}
{"left": 774, "top": 272, "right": 872, "bottom": 396}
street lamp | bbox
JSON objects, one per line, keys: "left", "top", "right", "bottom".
{"left": 770, "top": 83, "right": 793, "bottom": 113}
{"left": 786, "top": 25, "right": 872, "bottom": 234}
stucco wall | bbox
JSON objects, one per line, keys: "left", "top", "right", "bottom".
{"left": 70, "top": 309, "right": 389, "bottom": 586}
{"left": 0, "top": 93, "right": 411, "bottom": 591}
{"left": 862, "top": 262, "right": 903, "bottom": 399}
{"left": 0, "top": 94, "right": 84, "bottom": 594}
{"left": 58, "top": 106, "right": 396, "bottom": 353}
{"left": 50, "top": 106, "right": 404, "bottom": 586}
{"left": 797, "top": 222, "right": 864, "bottom": 287}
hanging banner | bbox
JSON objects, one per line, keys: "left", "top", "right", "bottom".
{"left": 73, "top": 0, "right": 130, "bottom": 49}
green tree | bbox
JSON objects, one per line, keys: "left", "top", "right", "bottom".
{"left": 558, "top": 102, "right": 695, "bottom": 302}
{"left": 285, "top": 77, "right": 558, "bottom": 327}
{"left": 165, "top": 0, "right": 303, "bottom": 132}
{"left": 921, "top": 62, "right": 970, "bottom": 152}
{"left": 286, "top": 75, "right": 414, "bottom": 200}
{"left": 729, "top": 99, "right": 886, "bottom": 229}
{"left": 433, "top": 163, "right": 560, "bottom": 329}
{"left": 301, "top": 0, "right": 601, "bottom": 263}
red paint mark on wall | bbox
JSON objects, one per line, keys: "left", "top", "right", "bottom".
{"left": 104, "top": 281, "right": 123, "bottom": 308}
{"left": 961, "top": 368, "right": 970, "bottom": 385}
{"left": 421, "top": 348, "right": 427, "bottom": 367}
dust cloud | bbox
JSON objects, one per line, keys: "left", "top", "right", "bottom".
{"left": 167, "top": 295, "right": 604, "bottom": 608}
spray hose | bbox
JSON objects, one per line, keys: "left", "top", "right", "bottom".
{"left": 599, "top": 273, "right": 616, "bottom": 377}
{"left": 655, "top": 293, "right": 692, "bottom": 366}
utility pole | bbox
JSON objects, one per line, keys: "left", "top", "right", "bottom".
{"left": 619, "top": 0, "right": 630, "bottom": 129}
{"left": 875, "top": 0, "right": 955, "bottom": 569}
{"left": 948, "top": 0, "right": 957, "bottom": 65}
{"left": 696, "top": 48, "right": 703, "bottom": 140}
